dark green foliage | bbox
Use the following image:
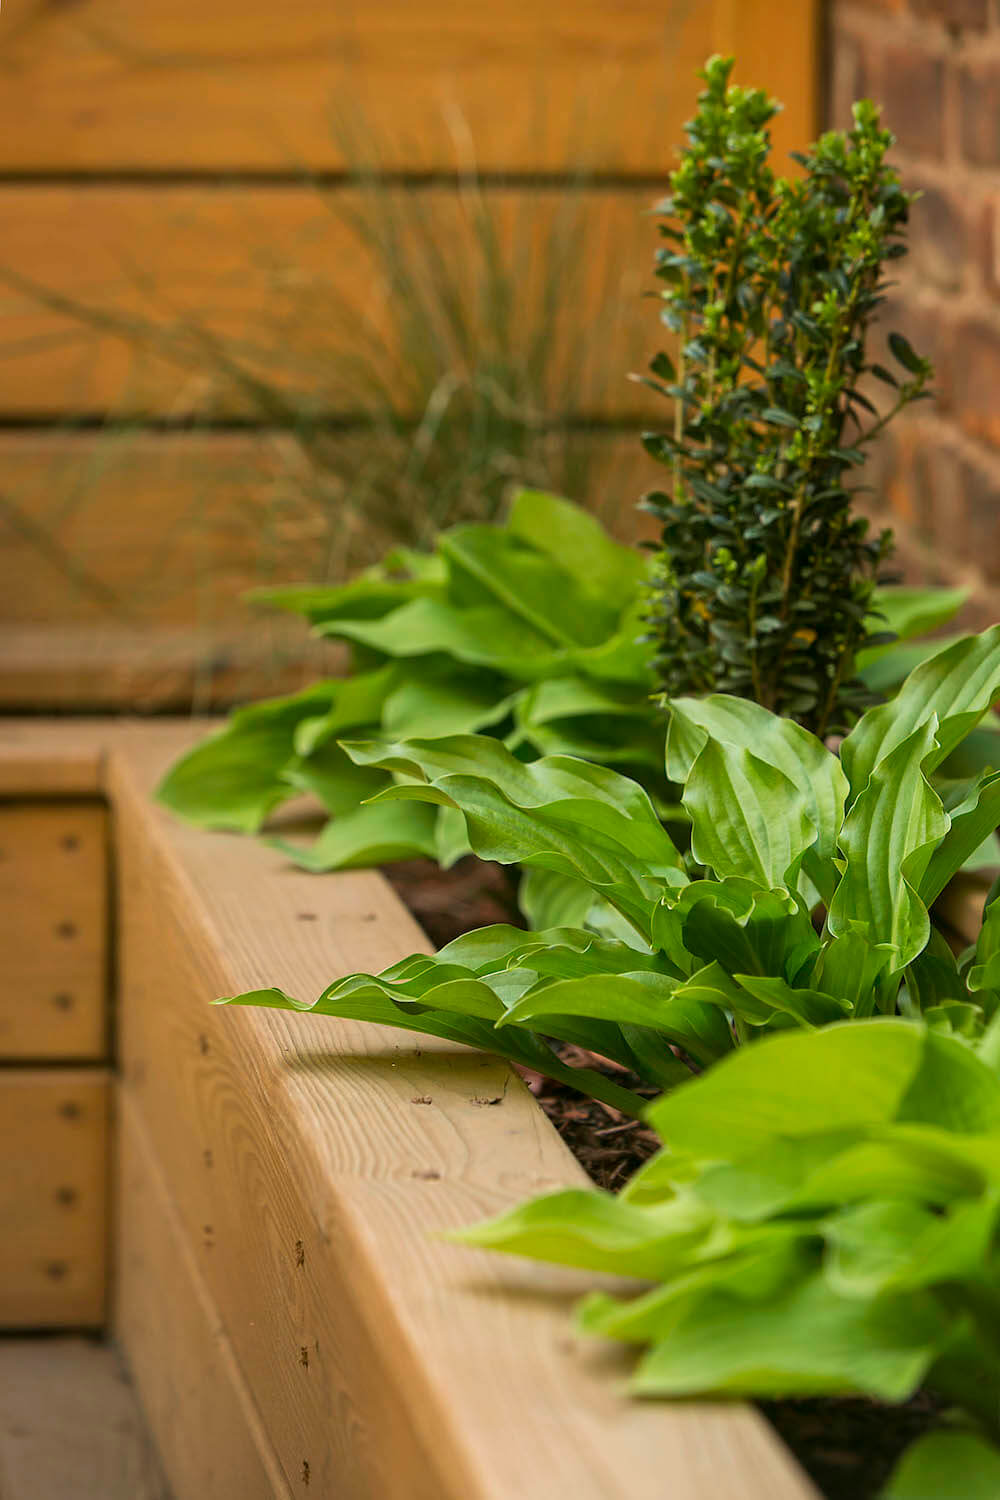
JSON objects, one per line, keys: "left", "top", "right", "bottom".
{"left": 644, "top": 57, "right": 932, "bottom": 736}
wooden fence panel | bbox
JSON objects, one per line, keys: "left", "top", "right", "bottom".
{"left": 0, "top": 0, "right": 818, "bottom": 707}
{"left": 0, "top": 0, "right": 816, "bottom": 173}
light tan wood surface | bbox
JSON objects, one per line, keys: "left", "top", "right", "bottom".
{"left": 0, "top": 0, "right": 816, "bottom": 173}
{"left": 0, "top": 1070, "right": 109, "bottom": 1327}
{"left": 0, "top": 719, "right": 107, "bottom": 795}
{"left": 105, "top": 721, "right": 816, "bottom": 1500}
{"left": 0, "top": 1337, "right": 171, "bottom": 1500}
{"left": 0, "top": 803, "right": 107, "bottom": 1059}
{"left": 117, "top": 1090, "right": 291, "bottom": 1500}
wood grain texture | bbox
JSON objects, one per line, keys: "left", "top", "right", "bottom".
{"left": 0, "top": 1337, "right": 170, "bottom": 1500}
{"left": 0, "top": 186, "right": 658, "bottom": 419}
{"left": 106, "top": 720, "right": 816, "bottom": 1500}
{"left": 117, "top": 1088, "right": 292, "bottom": 1500}
{"left": 0, "top": 718, "right": 107, "bottom": 795}
{"left": 0, "top": 803, "right": 107, "bottom": 1059}
{"left": 0, "top": 626, "right": 340, "bottom": 712}
{"left": 0, "top": 430, "right": 658, "bottom": 628}
{"left": 0, "top": 0, "right": 815, "bottom": 173}
{"left": 0, "top": 1069, "right": 109, "bottom": 1327}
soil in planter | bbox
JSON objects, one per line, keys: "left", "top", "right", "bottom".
{"left": 388, "top": 855, "right": 942, "bottom": 1500}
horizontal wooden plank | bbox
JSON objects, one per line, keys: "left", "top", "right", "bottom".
{"left": 0, "top": 1069, "right": 109, "bottom": 1327}
{"left": 0, "top": 626, "right": 343, "bottom": 712}
{"left": 108, "top": 720, "right": 815, "bottom": 1500}
{"left": 0, "top": 803, "right": 107, "bottom": 1059}
{"left": 0, "top": 1, "right": 816, "bottom": 173}
{"left": 0, "top": 186, "right": 662, "bottom": 419}
{"left": 0, "top": 719, "right": 108, "bottom": 795}
{"left": 0, "top": 430, "right": 657, "bottom": 628}
{"left": 0, "top": 425, "right": 658, "bottom": 709}
{"left": 117, "top": 1089, "right": 292, "bottom": 1500}
{"left": 0, "top": 1337, "right": 170, "bottom": 1500}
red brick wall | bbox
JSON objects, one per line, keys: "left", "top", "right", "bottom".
{"left": 828, "top": 0, "right": 1000, "bottom": 621}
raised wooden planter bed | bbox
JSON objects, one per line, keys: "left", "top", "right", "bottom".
{"left": 0, "top": 718, "right": 816, "bottom": 1500}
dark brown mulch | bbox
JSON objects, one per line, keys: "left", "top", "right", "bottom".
{"left": 762, "top": 1392, "right": 944, "bottom": 1500}
{"left": 387, "top": 854, "right": 941, "bottom": 1499}
{"left": 384, "top": 855, "right": 520, "bottom": 949}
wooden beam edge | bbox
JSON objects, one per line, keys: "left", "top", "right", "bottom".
{"left": 103, "top": 719, "right": 816, "bottom": 1500}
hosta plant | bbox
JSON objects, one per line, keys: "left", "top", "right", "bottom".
{"left": 223, "top": 627, "right": 1000, "bottom": 1113}
{"left": 157, "top": 489, "right": 662, "bottom": 870}
{"left": 158, "top": 485, "right": 961, "bottom": 875}
{"left": 453, "top": 1018, "right": 1000, "bottom": 1499}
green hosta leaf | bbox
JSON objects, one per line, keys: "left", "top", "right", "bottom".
{"left": 923, "top": 1001, "right": 985, "bottom": 1037}
{"left": 823, "top": 1196, "right": 997, "bottom": 1297}
{"left": 882, "top": 1431, "right": 1000, "bottom": 1500}
{"left": 450, "top": 1189, "right": 714, "bottom": 1279}
{"left": 731, "top": 974, "right": 852, "bottom": 1028}
{"left": 654, "top": 881, "right": 818, "bottom": 983}
{"left": 867, "top": 584, "right": 969, "bottom": 648}
{"left": 829, "top": 720, "right": 949, "bottom": 969}
{"left": 842, "top": 627, "right": 1000, "bottom": 803}
{"left": 246, "top": 563, "right": 443, "bottom": 625}
{"left": 280, "top": 743, "right": 389, "bottom": 817}
{"left": 292, "top": 666, "right": 400, "bottom": 754}
{"left": 380, "top": 662, "right": 517, "bottom": 739}
{"left": 155, "top": 681, "right": 339, "bottom": 831}
{"left": 896, "top": 1027, "right": 1000, "bottom": 1133}
{"left": 517, "top": 868, "right": 594, "bottom": 930}
{"left": 565, "top": 596, "right": 654, "bottom": 686}
{"left": 858, "top": 637, "right": 963, "bottom": 697}
{"left": 920, "top": 771, "right": 1000, "bottom": 908}
{"left": 646, "top": 1021, "right": 926, "bottom": 1157}
{"left": 514, "top": 675, "right": 652, "bottom": 730}
{"left": 346, "top": 735, "right": 683, "bottom": 938}
{"left": 431, "top": 803, "right": 472, "bottom": 866}
{"left": 504, "top": 933, "right": 668, "bottom": 980}
{"left": 501, "top": 972, "right": 734, "bottom": 1066}
{"left": 968, "top": 892, "right": 1000, "bottom": 998}
{"left": 812, "top": 931, "right": 899, "bottom": 1021}
{"left": 268, "top": 800, "right": 439, "bottom": 871}
{"left": 317, "top": 597, "right": 565, "bottom": 678}
{"left": 936, "top": 723, "right": 1000, "bottom": 785}
{"left": 631, "top": 1274, "right": 948, "bottom": 1402}
{"left": 667, "top": 695, "right": 846, "bottom": 895}
{"left": 439, "top": 523, "right": 620, "bottom": 647}
{"left": 682, "top": 739, "right": 816, "bottom": 889}
{"left": 506, "top": 489, "right": 647, "bottom": 602}
{"left": 903, "top": 928, "right": 969, "bottom": 1015}
{"left": 576, "top": 1233, "right": 813, "bottom": 1343}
